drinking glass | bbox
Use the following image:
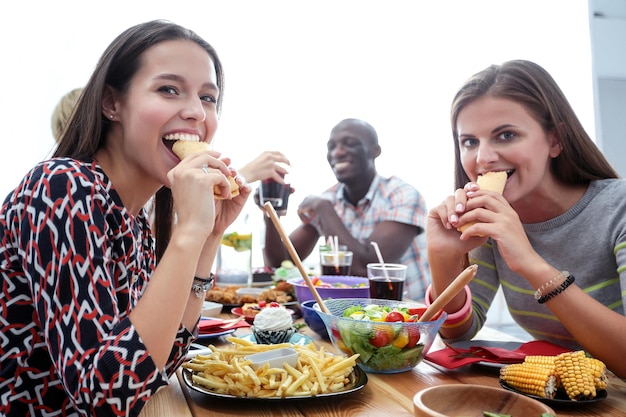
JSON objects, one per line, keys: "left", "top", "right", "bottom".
{"left": 319, "top": 251, "right": 353, "bottom": 276}
{"left": 258, "top": 180, "right": 291, "bottom": 216}
{"left": 367, "top": 263, "right": 407, "bottom": 300}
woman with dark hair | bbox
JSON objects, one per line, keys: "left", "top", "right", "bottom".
{"left": 0, "top": 20, "right": 250, "bottom": 416}
{"left": 427, "top": 59, "right": 626, "bottom": 377}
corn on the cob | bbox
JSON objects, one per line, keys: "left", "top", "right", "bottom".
{"left": 555, "top": 350, "right": 596, "bottom": 400}
{"left": 523, "top": 355, "right": 556, "bottom": 367}
{"left": 499, "top": 363, "right": 558, "bottom": 399}
{"left": 522, "top": 355, "right": 560, "bottom": 386}
{"left": 586, "top": 357, "right": 608, "bottom": 390}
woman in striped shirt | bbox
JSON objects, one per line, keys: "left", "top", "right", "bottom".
{"left": 426, "top": 59, "right": 626, "bottom": 378}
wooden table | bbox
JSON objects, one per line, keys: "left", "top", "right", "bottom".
{"left": 140, "top": 314, "right": 626, "bottom": 417}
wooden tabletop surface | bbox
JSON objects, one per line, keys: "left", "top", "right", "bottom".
{"left": 140, "top": 311, "right": 625, "bottom": 417}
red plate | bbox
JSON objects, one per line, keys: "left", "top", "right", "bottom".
{"left": 231, "top": 306, "right": 296, "bottom": 325}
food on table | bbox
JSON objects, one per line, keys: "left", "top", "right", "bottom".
{"left": 253, "top": 304, "right": 296, "bottom": 344}
{"left": 289, "top": 276, "right": 370, "bottom": 303}
{"left": 499, "top": 350, "right": 608, "bottom": 400}
{"left": 309, "top": 276, "right": 367, "bottom": 288}
{"left": 242, "top": 300, "right": 280, "bottom": 321}
{"left": 182, "top": 336, "right": 360, "bottom": 398}
{"left": 499, "top": 362, "right": 558, "bottom": 399}
{"left": 170, "top": 140, "right": 240, "bottom": 199}
{"left": 555, "top": 350, "right": 600, "bottom": 400}
{"left": 273, "top": 260, "right": 313, "bottom": 280}
{"left": 205, "top": 285, "right": 293, "bottom": 305}
{"left": 457, "top": 170, "right": 507, "bottom": 235}
{"left": 258, "top": 287, "right": 293, "bottom": 303}
{"left": 333, "top": 304, "right": 426, "bottom": 372}
{"left": 205, "top": 285, "right": 241, "bottom": 304}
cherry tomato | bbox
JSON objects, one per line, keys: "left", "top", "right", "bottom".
{"left": 370, "top": 330, "right": 390, "bottom": 348}
{"left": 269, "top": 301, "right": 280, "bottom": 308}
{"left": 407, "top": 327, "right": 421, "bottom": 347}
{"left": 385, "top": 311, "right": 405, "bottom": 322}
{"left": 258, "top": 300, "right": 267, "bottom": 308}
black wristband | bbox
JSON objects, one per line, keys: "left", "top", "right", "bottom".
{"left": 191, "top": 273, "right": 215, "bottom": 298}
{"left": 537, "top": 273, "right": 575, "bottom": 304}
{"left": 193, "top": 274, "right": 214, "bottom": 284}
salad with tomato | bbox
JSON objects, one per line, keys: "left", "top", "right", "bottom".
{"left": 332, "top": 304, "right": 428, "bottom": 372}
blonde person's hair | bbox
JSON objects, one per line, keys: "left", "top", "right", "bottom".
{"left": 50, "top": 87, "right": 84, "bottom": 143}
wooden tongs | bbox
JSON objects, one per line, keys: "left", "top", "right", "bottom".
{"left": 263, "top": 202, "right": 330, "bottom": 314}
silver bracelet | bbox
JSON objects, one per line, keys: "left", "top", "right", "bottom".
{"left": 191, "top": 273, "right": 215, "bottom": 298}
{"left": 534, "top": 271, "right": 569, "bottom": 300}
{"left": 538, "top": 273, "right": 575, "bottom": 304}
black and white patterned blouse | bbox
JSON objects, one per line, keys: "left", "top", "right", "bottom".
{"left": 0, "top": 158, "right": 193, "bottom": 417}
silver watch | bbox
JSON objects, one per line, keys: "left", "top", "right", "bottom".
{"left": 191, "top": 274, "right": 215, "bottom": 298}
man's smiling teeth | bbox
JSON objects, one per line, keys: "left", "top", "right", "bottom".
{"left": 163, "top": 133, "right": 200, "bottom": 142}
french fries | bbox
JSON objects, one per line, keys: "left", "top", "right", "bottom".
{"left": 182, "top": 336, "right": 360, "bottom": 398}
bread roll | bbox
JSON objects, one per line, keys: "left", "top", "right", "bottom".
{"left": 475, "top": 170, "right": 507, "bottom": 194}
{"left": 457, "top": 171, "right": 507, "bottom": 235}
{"left": 171, "top": 140, "right": 211, "bottom": 158}
{"left": 214, "top": 176, "right": 240, "bottom": 200}
{"left": 171, "top": 140, "right": 239, "bottom": 199}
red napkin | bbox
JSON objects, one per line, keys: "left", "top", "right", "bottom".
{"left": 425, "top": 340, "right": 571, "bottom": 369}
{"left": 198, "top": 319, "right": 250, "bottom": 334}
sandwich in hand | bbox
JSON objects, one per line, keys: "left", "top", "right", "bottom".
{"left": 457, "top": 171, "right": 507, "bottom": 236}
{"left": 171, "top": 140, "right": 239, "bottom": 199}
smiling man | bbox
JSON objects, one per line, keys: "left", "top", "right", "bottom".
{"left": 261, "top": 118, "right": 430, "bottom": 301}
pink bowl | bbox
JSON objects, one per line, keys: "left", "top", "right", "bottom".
{"left": 287, "top": 275, "right": 369, "bottom": 303}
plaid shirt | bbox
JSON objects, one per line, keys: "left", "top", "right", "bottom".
{"left": 312, "top": 175, "right": 430, "bottom": 300}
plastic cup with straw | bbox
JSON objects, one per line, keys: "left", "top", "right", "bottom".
{"left": 371, "top": 242, "right": 391, "bottom": 289}
{"left": 367, "top": 242, "right": 407, "bottom": 300}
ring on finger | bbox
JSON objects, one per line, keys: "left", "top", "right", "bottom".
{"left": 201, "top": 164, "right": 210, "bottom": 174}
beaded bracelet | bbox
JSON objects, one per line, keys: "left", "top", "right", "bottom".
{"left": 534, "top": 271, "right": 569, "bottom": 300}
{"left": 425, "top": 285, "right": 473, "bottom": 325}
{"left": 537, "top": 273, "right": 575, "bottom": 304}
{"left": 191, "top": 273, "right": 215, "bottom": 298}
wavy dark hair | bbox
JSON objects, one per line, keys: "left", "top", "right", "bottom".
{"left": 450, "top": 59, "right": 617, "bottom": 190}
{"left": 54, "top": 20, "right": 225, "bottom": 261}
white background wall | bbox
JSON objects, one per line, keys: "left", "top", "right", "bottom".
{"left": 0, "top": 0, "right": 606, "bottom": 334}
{"left": 589, "top": 0, "right": 626, "bottom": 177}
{"left": 0, "top": 1, "right": 594, "bottom": 216}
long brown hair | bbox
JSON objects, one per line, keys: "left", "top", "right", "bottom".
{"left": 450, "top": 60, "right": 618, "bottom": 190}
{"left": 54, "top": 20, "right": 225, "bottom": 261}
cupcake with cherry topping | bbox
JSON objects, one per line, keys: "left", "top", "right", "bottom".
{"left": 252, "top": 303, "right": 295, "bottom": 344}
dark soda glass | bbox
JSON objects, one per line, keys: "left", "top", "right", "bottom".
{"left": 321, "top": 265, "right": 351, "bottom": 276}
{"left": 369, "top": 277, "right": 404, "bottom": 300}
{"left": 259, "top": 180, "right": 290, "bottom": 213}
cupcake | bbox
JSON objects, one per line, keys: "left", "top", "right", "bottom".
{"left": 252, "top": 305, "right": 295, "bottom": 344}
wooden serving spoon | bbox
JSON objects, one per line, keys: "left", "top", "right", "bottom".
{"left": 264, "top": 202, "right": 331, "bottom": 314}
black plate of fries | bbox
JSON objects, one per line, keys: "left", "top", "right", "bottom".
{"left": 182, "top": 355, "right": 367, "bottom": 400}
{"left": 499, "top": 381, "right": 607, "bottom": 405}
